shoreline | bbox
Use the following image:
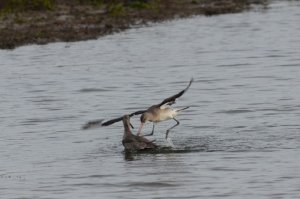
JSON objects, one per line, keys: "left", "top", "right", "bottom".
{"left": 0, "top": 0, "right": 267, "bottom": 50}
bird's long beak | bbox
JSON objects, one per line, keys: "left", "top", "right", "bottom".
{"left": 137, "top": 123, "right": 144, "bottom": 136}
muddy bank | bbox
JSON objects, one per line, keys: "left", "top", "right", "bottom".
{"left": 0, "top": 0, "right": 267, "bottom": 49}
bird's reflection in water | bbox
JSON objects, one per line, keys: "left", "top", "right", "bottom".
{"left": 123, "top": 146, "right": 207, "bottom": 161}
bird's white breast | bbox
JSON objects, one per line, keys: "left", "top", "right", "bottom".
{"left": 155, "top": 108, "right": 177, "bottom": 122}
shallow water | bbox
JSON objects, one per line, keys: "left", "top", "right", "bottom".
{"left": 1, "top": 1, "right": 300, "bottom": 198}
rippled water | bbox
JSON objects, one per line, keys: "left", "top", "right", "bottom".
{"left": 1, "top": 1, "right": 300, "bottom": 198}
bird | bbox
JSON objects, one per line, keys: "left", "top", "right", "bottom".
{"left": 136, "top": 78, "right": 193, "bottom": 139}
{"left": 122, "top": 115, "right": 158, "bottom": 152}
{"left": 82, "top": 78, "right": 193, "bottom": 140}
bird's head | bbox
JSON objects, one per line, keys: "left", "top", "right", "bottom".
{"left": 140, "top": 112, "right": 150, "bottom": 123}
{"left": 122, "top": 115, "right": 134, "bottom": 130}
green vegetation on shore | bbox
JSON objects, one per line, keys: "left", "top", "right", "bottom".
{"left": 0, "top": 0, "right": 267, "bottom": 49}
{"left": 0, "top": 0, "right": 156, "bottom": 12}
{"left": 0, "top": 0, "right": 53, "bottom": 12}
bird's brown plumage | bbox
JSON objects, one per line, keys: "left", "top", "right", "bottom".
{"left": 122, "top": 115, "right": 157, "bottom": 151}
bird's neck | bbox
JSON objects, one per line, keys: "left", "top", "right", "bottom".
{"left": 123, "top": 121, "right": 132, "bottom": 138}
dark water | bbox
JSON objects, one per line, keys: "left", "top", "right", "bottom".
{"left": 1, "top": 1, "right": 300, "bottom": 198}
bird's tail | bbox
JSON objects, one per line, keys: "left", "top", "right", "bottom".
{"left": 175, "top": 106, "right": 189, "bottom": 112}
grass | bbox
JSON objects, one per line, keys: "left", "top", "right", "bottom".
{"left": 0, "top": 0, "right": 158, "bottom": 15}
{"left": 129, "top": 1, "right": 152, "bottom": 9}
{"left": 107, "top": 3, "right": 124, "bottom": 17}
{"left": 3, "top": 0, "right": 53, "bottom": 11}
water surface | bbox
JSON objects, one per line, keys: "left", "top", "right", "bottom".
{"left": 1, "top": 1, "right": 300, "bottom": 198}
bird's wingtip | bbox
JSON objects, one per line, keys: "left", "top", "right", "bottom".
{"left": 81, "top": 119, "right": 104, "bottom": 130}
{"left": 190, "top": 77, "right": 194, "bottom": 83}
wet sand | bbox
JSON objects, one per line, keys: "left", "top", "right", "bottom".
{"left": 0, "top": 0, "right": 267, "bottom": 49}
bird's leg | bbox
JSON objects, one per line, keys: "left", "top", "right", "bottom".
{"left": 144, "top": 123, "right": 155, "bottom": 136}
{"left": 151, "top": 123, "right": 155, "bottom": 135}
{"left": 165, "top": 118, "right": 179, "bottom": 139}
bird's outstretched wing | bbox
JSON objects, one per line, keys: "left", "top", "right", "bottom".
{"left": 82, "top": 119, "right": 104, "bottom": 130}
{"left": 82, "top": 110, "right": 147, "bottom": 129}
{"left": 101, "top": 110, "right": 146, "bottom": 126}
{"left": 157, "top": 78, "right": 193, "bottom": 108}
